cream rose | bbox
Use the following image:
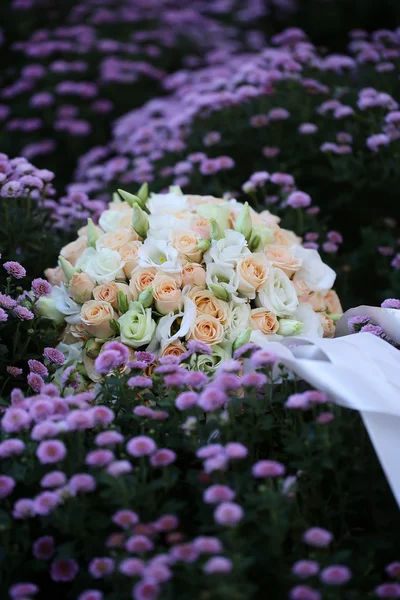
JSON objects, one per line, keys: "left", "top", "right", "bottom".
{"left": 153, "top": 273, "right": 182, "bottom": 315}
{"left": 265, "top": 245, "right": 302, "bottom": 277}
{"left": 186, "top": 194, "right": 225, "bottom": 207}
{"left": 68, "top": 272, "right": 95, "bottom": 303}
{"left": 319, "top": 312, "right": 335, "bottom": 338}
{"left": 189, "top": 314, "right": 225, "bottom": 346}
{"left": 93, "top": 283, "right": 119, "bottom": 308}
{"left": 129, "top": 267, "right": 157, "bottom": 300}
{"left": 273, "top": 227, "right": 302, "bottom": 247}
{"left": 187, "top": 288, "right": 229, "bottom": 325}
{"left": 99, "top": 205, "right": 134, "bottom": 232}
{"left": 306, "top": 292, "right": 326, "bottom": 312}
{"left": 80, "top": 300, "right": 115, "bottom": 338}
{"left": 120, "top": 241, "right": 142, "bottom": 278}
{"left": 160, "top": 340, "right": 187, "bottom": 358}
{"left": 257, "top": 267, "right": 299, "bottom": 317}
{"left": 236, "top": 252, "right": 270, "bottom": 298}
{"left": 181, "top": 263, "right": 206, "bottom": 287}
{"left": 60, "top": 236, "right": 87, "bottom": 266}
{"left": 324, "top": 290, "right": 342, "bottom": 315}
{"left": 190, "top": 216, "right": 211, "bottom": 239}
{"left": 171, "top": 229, "right": 202, "bottom": 263}
{"left": 45, "top": 266, "right": 67, "bottom": 286}
{"left": 249, "top": 308, "right": 279, "bottom": 335}
{"left": 259, "top": 210, "right": 281, "bottom": 227}
{"left": 96, "top": 228, "right": 138, "bottom": 252}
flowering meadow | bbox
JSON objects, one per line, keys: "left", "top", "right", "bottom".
{"left": 1, "top": 1, "right": 400, "bottom": 599}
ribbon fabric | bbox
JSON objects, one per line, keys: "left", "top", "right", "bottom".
{"left": 250, "top": 307, "right": 400, "bottom": 508}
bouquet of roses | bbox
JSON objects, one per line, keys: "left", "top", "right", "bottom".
{"left": 39, "top": 185, "right": 341, "bottom": 385}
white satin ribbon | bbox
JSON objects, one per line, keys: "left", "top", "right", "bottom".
{"left": 251, "top": 307, "right": 400, "bottom": 508}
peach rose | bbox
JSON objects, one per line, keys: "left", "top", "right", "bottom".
{"left": 273, "top": 227, "right": 302, "bottom": 247}
{"left": 62, "top": 323, "right": 91, "bottom": 343}
{"left": 187, "top": 288, "right": 229, "bottom": 325}
{"left": 93, "top": 283, "right": 119, "bottom": 308}
{"left": 181, "top": 263, "right": 207, "bottom": 287}
{"left": 160, "top": 340, "right": 187, "bottom": 358}
{"left": 97, "top": 228, "right": 138, "bottom": 252}
{"left": 249, "top": 308, "right": 279, "bottom": 335}
{"left": 319, "top": 312, "right": 335, "bottom": 338}
{"left": 120, "top": 241, "right": 142, "bottom": 278}
{"left": 190, "top": 215, "right": 211, "bottom": 239}
{"left": 60, "top": 236, "right": 87, "bottom": 266}
{"left": 68, "top": 272, "right": 95, "bottom": 303}
{"left": 307, "top": 292, "right": 326, "bottom": 312}
{"left": 324, "top": 290, "right": 342, "bottom": 315}
{"left": 80, "top": 300, "right": 115, "bottom": 338}
{"left": 189, "top": 314, "right": 224, "bottom": 345}
{"left": 265, "top": 245, "right": 303, "bottom": 277}
{"left": 172, "top": 229, "right": 202, "bottom": 263}
{"left": 236, "top": 253, "right": 270, "bottom": 296}
{"left": 129, "top": 267, "right": 157, "bottom": 300}
{"left": 259, "top": 210, "right": 281, "bottom": 227}
{"left": 45, "top": 266, "right": 67, "bottom": 286}
{"left": 153, "top": 273, "right": 182, "bottom": 315}
{"left": 292, "top": 275, "right": 311, "bottom": 301}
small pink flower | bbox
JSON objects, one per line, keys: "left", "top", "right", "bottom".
{"left": 170, "top": 543, "right": 199, "bottom": 563}
{"left": 95, "top": 430, "right": 124, "bottom": 446}
{"left": 13, "top": 498, "right": 35, "bottom": 519}
{"left": 27, "top": 373, "right": 45, "bottom": 393}
{"left": 0, "top": 475, "right": 15, "bottom": 498}
{"left": 320, "top": 565, "right": 351, "bottom": 585}
{"left": 33, "top": 491, "right": 59, "bottom": 515}
{"left": 375, "top": 583, "right": 400, "bottom": 597}
{"left": 2, "top": 407, "right": 31, "bottom": 432}
{"left": 317, "top": 412, "right": 334, "bottom": 424}
{"left": 43, "top": 347, "right": 65, "bottom": 365}
{"left": 33, "top": 535, "right": 55, "bottom": 560}
{"left": 252, "top": 460, "right": 286, "bottom": 478}
{"left": 150, "top": 449, "right": 176, "bottom": 467}
{"left": 292, "top": 560, "right": 320, "bottom": 578}
{"left": 0, "top": 438, "right": 25, "bottom": 457}
{"left": 175, "top": 391, "right": 198, "bottom": 411}
{"left": 28, "top": 359, "right": 48, "bottom": 376}
{"left": 40, "top": 471, "right": 67, "bottom": 489}
{"left": 4, "top": 261, "right": 26, "bottom": 279}
{"left": 126, "top": 435, "right": 157, "bottom": 457}
{"left": 386, "top": 562, "right": 400, "bottom": 579}
{"left": 144, "top": 563, "right": 172, "bottom": 583}
{"left": 153, "top": 515, "right": 179, "bottom": 532}
{"left": 88, "top": 557, "right": 115, "bottom": 579}
{"left": 90, "top": 406, "right": 115, "bottom": 426}
{"left": 133, "top": 580, "right": 159, "bottom": 600}
{"left": 107, "top": 460, "right": 132, "bottom": 477}
{"left": 69, "top": 474, "right": 96, "bottom": 494}
{"left": 32, "top": 278, "right": 51, "bottom": 297}
{"left": 125, "top": 535, "right": 154, "bottom": 554}
{"left": 86, "top": 449, "right": 114, "bottom": 467}
{"left": 51, "top": 558, "right": 79, "bottom": 582}
{"left": 193, "top": 536, "right": 223, "bottom": 554}
{"left": 303, "top": 527, "right": 333, "bottom": 548}
{"left": 203, "top": 556, "right": 232, "bottom": 574}
{"left": 118, "top": 558, "right": 145, "bottom": 577}
{"left": 214, "top": 502, "right": 243, "bottom": 526}
{"left": 9, "top": 583, "right": 39, "bottom": 598}
{"left": 7, "top": 366, "right": 22, "bottom": 377}
{"left": 78, "top": 591, "right": 103, "bottom": 600}
{"left": 112, "top": 509, "right": 139, "bottom": 529}
{"left": 225, "top": 442, "right": 248, "bottom": 459}
{"left": 289, "top": 585, "right": 321, "bottom": 600}
{"left": 128, "top": 376, "right": 153, "bottom": 388}
{"left": 13, "top": 306, "right": 34, "bottom": 320}
{"left": 203, "top": 484, "right": 236, "bottom": 504}
{"left": 36, "top": 440, "right": 66, "bottom": 464}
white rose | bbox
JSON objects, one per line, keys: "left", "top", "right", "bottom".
{"left": 148, "top": 191, "right": 188, "bottom": 215}
{"left": 98, "top": 206, "right": 133, "bottom": 232}
{"left": 257, "top": 267, "right": 299, "bottom": 317}
{"left": 76, "top": 247, "right": 125, "bottom": 284}
{"left": 56, "top": 341, "right": 83, "bottom": 367}
{"left": 51, "top": 283, "right": 82, "bottom": 324}
{"left": 225, "top": 302, "right": 251, "bottom": 342}
{"left": 119, "top": 301, "right": 156, "bottom": 348}
{"left": 138, "top": 236, "right": 181, "bottom": 273}
{"left": 292, "top": 245, "right": 336, "bottom": 292}
{"left": 207, "top": 230, "right": 250, "bottom": 267}
{"left": 148, "top": 214, "right": 190, "bottom": 240}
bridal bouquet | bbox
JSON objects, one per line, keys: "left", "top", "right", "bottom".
{"left": 39, "top": 185, "right": 341, "bottom": 383}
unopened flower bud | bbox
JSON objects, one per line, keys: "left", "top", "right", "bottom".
{"left": 132, "top": 203, "right": 149, "bottom": 238}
